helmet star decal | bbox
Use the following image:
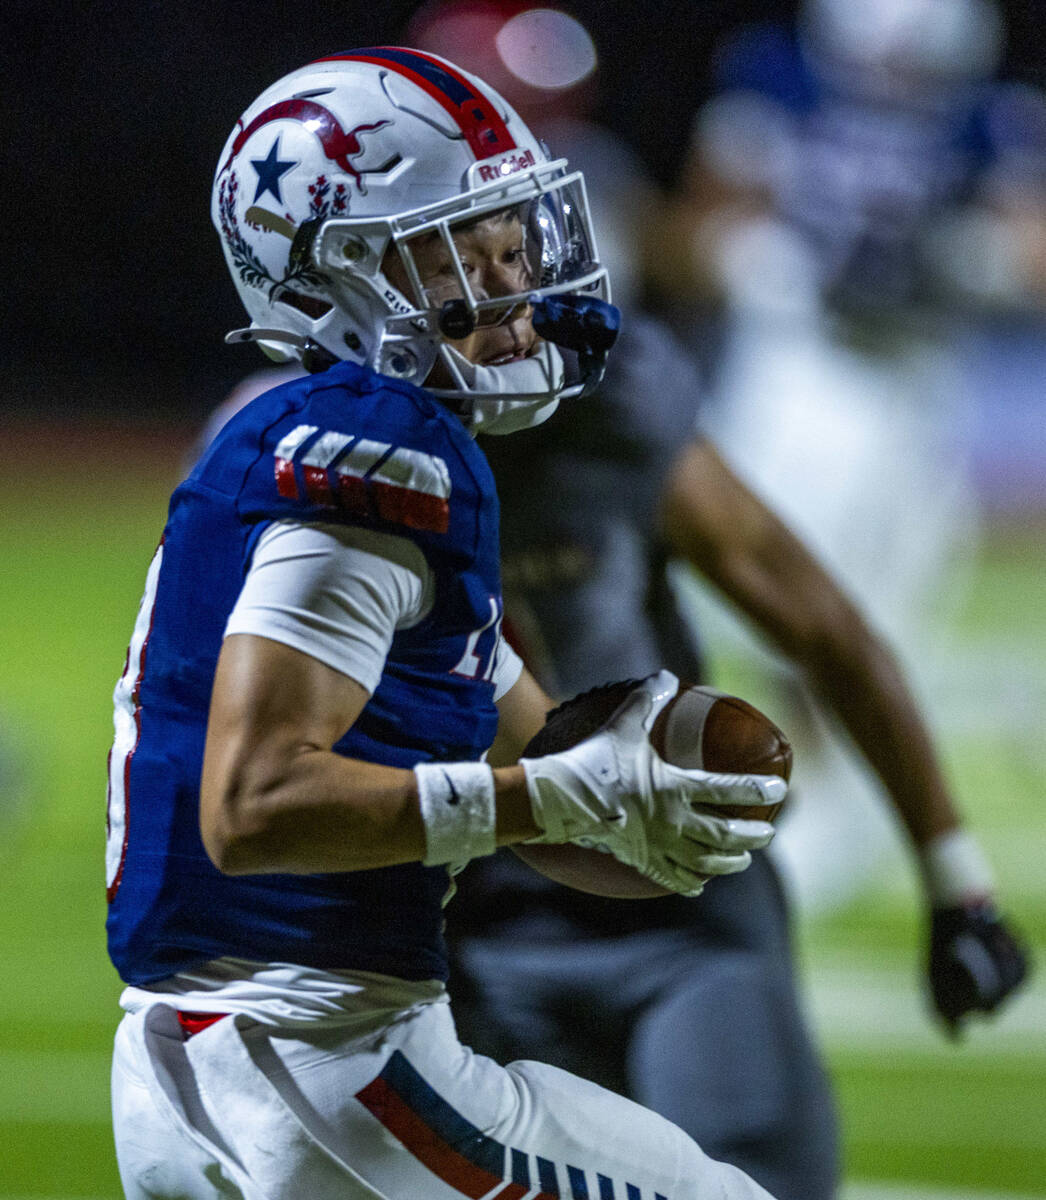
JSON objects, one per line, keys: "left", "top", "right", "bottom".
{"left": 222, "top": 100, "right": 391, "bottom": 194}
{"left": 251, "top": 137, "right": 297, "bottom": 204}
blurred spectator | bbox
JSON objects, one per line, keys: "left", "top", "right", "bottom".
{"left": 649, "top": 0, "right": 1046, "bottom": 911}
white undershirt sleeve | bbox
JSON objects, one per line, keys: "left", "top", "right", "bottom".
{"left": 491, "top": 633, "right": 524, "bottom": 702}
{"left": 225, "top": 521, "right": 434, "bottom": 695}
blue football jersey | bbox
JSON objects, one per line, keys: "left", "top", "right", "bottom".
{"left": 106, "top": 361, "right": 505, "bottom": 986}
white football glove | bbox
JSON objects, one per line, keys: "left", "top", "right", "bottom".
{"left": 520, "top": 671, "right": 785, "bottom": 896}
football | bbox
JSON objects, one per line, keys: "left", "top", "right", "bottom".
{"left": 649, "top": 684, "right": 791, "bottom": 821}
{"left": 514, "top": 678, "right": 791, "bottom": 897}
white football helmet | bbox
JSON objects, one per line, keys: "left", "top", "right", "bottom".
{"left": 211, "top": 47, "right": 614, "bottom": 433}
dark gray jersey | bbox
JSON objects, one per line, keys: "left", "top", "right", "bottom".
{"left": 484, "top": 310, "right": 707, "bottom": 697}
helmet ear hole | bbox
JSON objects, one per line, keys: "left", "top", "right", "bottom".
{"left": 341, "top": 237, "right": 369, "bottom": 264}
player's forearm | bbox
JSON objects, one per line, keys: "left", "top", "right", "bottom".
{"left": 202, "top": 750, "right": 537, "bottom": 876}
{"left": 708, "top": 547, "right": 961, "bottom": 848}
{"left": 663, "top": 444, "right": 961, "bottom": 850}
{"left": 798, "top": 624, "right": 960, "bottom": 848}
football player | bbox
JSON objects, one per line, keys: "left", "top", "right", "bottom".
{"left": 106, "top": 49, "right": 786, "bottom": 1200}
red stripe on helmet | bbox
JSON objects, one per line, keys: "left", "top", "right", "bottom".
{"left": 314, "top": 46, "right": 517, "bottom": 161}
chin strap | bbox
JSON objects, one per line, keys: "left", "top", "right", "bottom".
{"left": 530, "top": 295, "right": 621, "bottom": 397}
{"left": 433, "top": 342, "right": 565, "bottom": 435}
{"left": 225, "top": 327, "right": 339, "bottom": 374}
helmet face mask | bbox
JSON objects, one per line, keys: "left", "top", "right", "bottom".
{"left": 212, "top": 48, "right": 611, "bottom": 431}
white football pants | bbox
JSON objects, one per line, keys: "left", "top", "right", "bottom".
{"left": 112, "top": 999, "right": 777, "bottom": 1199}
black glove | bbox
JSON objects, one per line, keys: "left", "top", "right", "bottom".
{"left": 929, "top": 900, "right": 1029, "bottom": 1036}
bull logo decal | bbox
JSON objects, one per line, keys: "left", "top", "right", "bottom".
{"left": 221, "top": 99, "right": 390, "bottom": 194}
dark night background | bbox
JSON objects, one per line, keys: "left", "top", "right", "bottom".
{"left": 6, "top": 0, "right": 1045, "bottom": 422}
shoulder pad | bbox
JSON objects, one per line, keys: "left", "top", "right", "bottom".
{"left": 232, "top": 367, "right": 490, "bottom": 543}
{"left": 271, "top": 419, "right": 453, "bottom": 534}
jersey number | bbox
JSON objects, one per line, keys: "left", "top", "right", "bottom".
{"left": 452, "top": 597, "right": 502, "bottom": 682}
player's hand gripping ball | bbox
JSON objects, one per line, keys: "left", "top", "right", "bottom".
{"left": 518, "top": 677, "right": 790, "bottom": 897}
{"left": 648, "top": 684, "right": 791, "bottom": 820}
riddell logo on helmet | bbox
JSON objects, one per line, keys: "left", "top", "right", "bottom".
{"left": 477, "top": 149, "right": 536, "bottom": 182}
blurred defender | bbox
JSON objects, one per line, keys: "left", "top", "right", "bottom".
{"left": 403, "top": 5, "right": 1032, "bottom": 1199}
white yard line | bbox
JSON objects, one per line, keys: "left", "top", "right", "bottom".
{"left": 845, "top": 1184, "right": 1046, "bottom": 1200}
{"left": 801, "top": 959, "right": 1046, "bottom": 1052}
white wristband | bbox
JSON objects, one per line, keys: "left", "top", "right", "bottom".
{"left": 414, "top": 761, "right": 497, "bottom": 867}
{"left": 920, "top": 829, "right": 995, "bottom": 906}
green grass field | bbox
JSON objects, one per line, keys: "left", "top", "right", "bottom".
{"left": 1, "top": 424, "right": 1043, "bottom": 1198}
